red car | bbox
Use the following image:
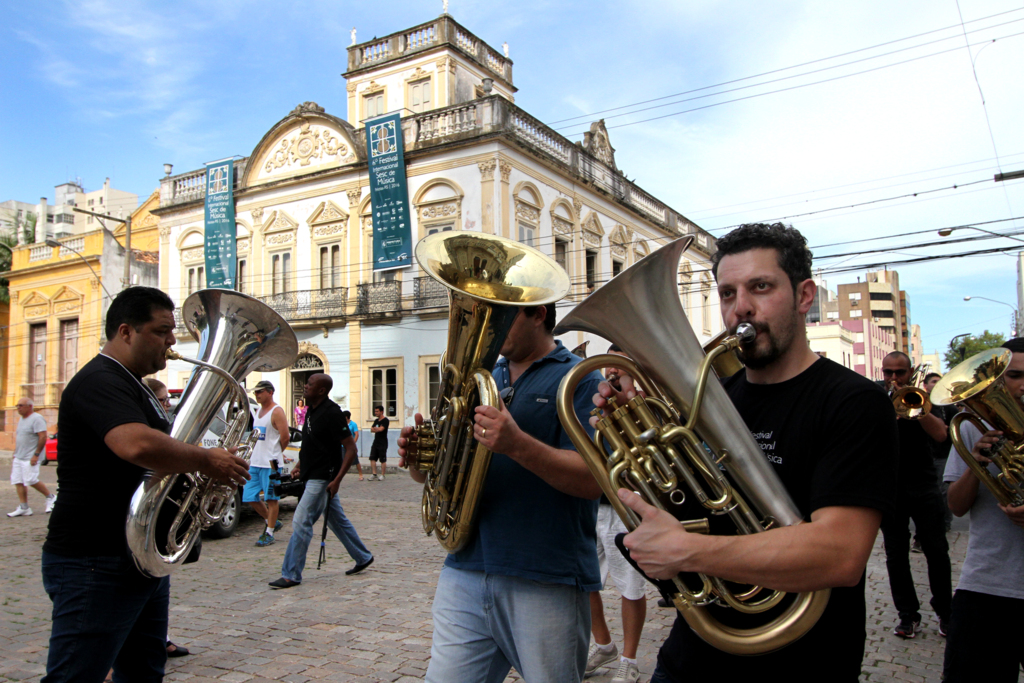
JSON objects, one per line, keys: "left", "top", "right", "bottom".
{"left": 43, "top": 433, "right": 58, "bottom": 464}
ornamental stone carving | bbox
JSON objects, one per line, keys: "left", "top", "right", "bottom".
{"left": 347, "top": 82, "right": 358, "bottom": 93}
{"left": 54, "top": 301, "right": 81, "bottom": 314}
{"left": 609, "top": 224, "right": 633, "bottom": 259}
{"left": 515, "top": 202, "right": 540, "bottom": 222}
{"left": 181, "top": 247, "right": 203, "bottom": 262}
{"left": 267, "top": 233, "right": 295, "bottom": 246}
{"left": 633, "top": 240, "right": 650, "bottom": 259}
{"left": 364, "top": 80, "right": 384, "bottom": 94}
{"left": 478, "top": 160, "right": 496, "bottom": 181}
{"left": 264, "top": 122, "right": 350, "bottom": 173}
{"left": 362, "top": 215, "right": 374, "bottom": 232}
{"left": 309, "top": 201, "right": 348, "bottom": 226}
{"left": 406, "top": 67, "right": 429, "bottom": 81}
{"left": 236, "top": 238, "right": 250, "bottom": 253}
{"left": 581, "top": 212, "right": 605, "bottom": 247}
{"left": 25, "top": 305, "right": 48, "bottom": 318}
{"left": 293, "top": 354, "right": 324, "bottom": 370}
{"left": 314, "top": 223, "right": 346, "bottom": 238}
{"left": 159, "top": 225, "right": 172, "bottom": 239}
{"left": 552, "top": 215, "right": 573, "bottom": 237}
{"left": 420, "top": 201, "right": 459, "bottom": 220}
{"left": 583, "top": 120, "right": 617, "bottom": 170}
{"left": 263, "top": 210, "right": 298, "bottom": 234}
{"left": 289, "top": 102, "right": 325, "bottom": 116}
{"left": 250, "top": 206, "right": 264, "bottom": 223}
{"left": 573, "top": 198, "right": 583, "bottom": 219}
{"left": 498, "top": 160, "right": 512, "bottom": 183}
{"left": 347, "top": 189, "right": 363, "bottom": 208}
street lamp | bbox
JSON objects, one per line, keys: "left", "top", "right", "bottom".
{"left": 964, "top": 295, "right": 1021, "bottom": 336}
{"left": 937, "top": 225, "right": 1024, "bottom": 246}
{"left": 45, "top": 238, "right": 115, "bottom": 300}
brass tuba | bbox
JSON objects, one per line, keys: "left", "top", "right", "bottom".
{"left": 125, "top": 289, "right": 298, "bottom": 577}
{"left": 931, "top": 348, "right": 1024, "bottom": 507}
{"left": 553, "top": 236, "right": 829, "bottom": 656}
{"left": 411, "top": 231, "right": 570, "bottom": 553}
{"left": 889, "top": 364, "right": 932, "bottom": 420}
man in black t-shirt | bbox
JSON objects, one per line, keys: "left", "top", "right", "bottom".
{"left": 269, "top": 373, "right": 373, "bottom": 588}
{"left": 369, "top": 405, "right": 390, "bottom": 481}
{"left": 879, "top": 351, "right": 952, "bottom": 639}
{"left": 41, "top": 287, "right": 250, "bottom": 683}
{"left": 595, "top": 223, "right": 897, "bottom": 683}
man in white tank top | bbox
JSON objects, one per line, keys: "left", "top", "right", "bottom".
{"left": 243, "top": 380, "right": 290, "bottom": 546}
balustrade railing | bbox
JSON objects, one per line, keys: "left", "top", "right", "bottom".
{"left": 510, "top": 109, "right": 573, "bottom": 165}
{"left": 259, "top": 287, "right": 348, "bottom": 322}
{"left": 417, "top": 102, "right": 479, "bottom": 142}
{"left": 57, "top": 237, "right": 85, "bottom": 258}
{"left": 355, "top": 281, "right": 402, "bottom": 315}
{"left": 414, "top": 276, "right": 448, "bottom": 309}
{"left": 21, "top": 383, "right": 45, "bottom": 404}
{"left": 29, "top": 245, "right": 51, "bottom": 262}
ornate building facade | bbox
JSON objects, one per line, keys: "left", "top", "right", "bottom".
{"left": 153, "top": 14, "right": 721, "bottom": 446}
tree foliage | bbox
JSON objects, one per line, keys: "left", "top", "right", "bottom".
{"left": 944, "top": 330, "right": 1006, "bottom": 369}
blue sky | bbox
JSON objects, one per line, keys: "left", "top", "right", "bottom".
{"left": 3, "top": 0, "right": 1023, "bottom": 366}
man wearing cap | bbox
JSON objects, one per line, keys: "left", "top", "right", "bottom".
{"left": 243, "top": 380, "right": 290, "bottom": 546}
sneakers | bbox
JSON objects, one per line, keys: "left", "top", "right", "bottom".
{"left": 894, "top": 616, "right": 920, "bottom": 639}
{"left": 368, "top": 474, "right": 378, "bottom": 481}
{"left": 45, "top": 494, "right": 57, "bottom": 514}
{"left": 585, "top": 642, "right": 618, "bottom": 677}
{"left": 256, "top": 532, "right": 275, "bottom": 547}
{"left": 610, "top": 659, "right": 640, "bottom": 683}
{"left": 7, "top": 505, "right": 33, "bottom": 517}
{"left": 273, "top": 519, "right": 283, "bottom": 532}
{"left": 380, "top": 473, "right": 386, "bottom": 481}
{"left": 939, "top": 617, "right": 949, "bottom": 637}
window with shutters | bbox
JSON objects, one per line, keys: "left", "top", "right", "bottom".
{"left": 319, "top": 244, "right": 341, "bottom": 290}
{"left": 408, "top": 78, "right": 432, "bottom": 113}
{"left": 236, "top": 258, "right": 247, "bottom": 294}
{"left": 187, "top": 266, "right": 205, "bottom": 295}
{"left": 364, "top": 92, "right": 384, "bottom": 119}
{"left": 365, "top": 358, "right": 404, "bottom": 423}
{"left": 59, "top": 319, "right": 78, "bottom": 381}
{"left": 272, "top": 252, "right": 291, "bottom": 295}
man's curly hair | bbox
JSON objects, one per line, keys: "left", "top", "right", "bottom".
{"left": 710, "top": 223, "right": 813, "bottom": 293}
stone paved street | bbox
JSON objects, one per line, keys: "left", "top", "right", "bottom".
{"left": 1, "top": 461, "right": 1016, "bottom": 682}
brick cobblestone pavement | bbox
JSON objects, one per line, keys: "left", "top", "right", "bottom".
{"left": 1, "top": 461, "right": 1017, "bottom": 682}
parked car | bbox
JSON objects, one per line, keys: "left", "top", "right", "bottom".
{"left": 42, "top": 433, "right": 58, "bottom": 464}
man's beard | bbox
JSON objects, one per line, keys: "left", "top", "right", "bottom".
{"left": 734, "top": 315, "right": 797, "bottom": 370}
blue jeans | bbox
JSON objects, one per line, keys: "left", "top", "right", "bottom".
{"left": 280, "top": 479, "right": 372, "bottom": 583}
{"left": 425, "top": 566, "right": 591, "bottom": 683}
{"left": 41, "top": 552, "right": 170, "bottom": 683}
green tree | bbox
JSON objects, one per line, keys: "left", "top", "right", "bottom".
{"left": 0, "top": 230, "right": 15, "bottom": 303}
{"left": 944, "top": 330, "right": 1006, "bottom": 368}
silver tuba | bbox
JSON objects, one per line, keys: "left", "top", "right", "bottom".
{"left": 553, "top": 236, "right": 829, "bottom": 655}
{"left": 126, "top": 289, "right": 298, "bottom": 577}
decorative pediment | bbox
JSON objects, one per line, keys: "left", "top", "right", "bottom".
{"left": 261, "top": 210, "right": 298, "bottom": 246}
{"left": 633, "top": 240, "right": 650, "bottom": 259}
{"left": 405, "top": 67, "right": 430, "bottom": 82}
{"left": 244, "top": 105, "right": 359, "bottom": 187}
{"left": 364, "top": 80, "right": 384, "bottom": 95}
{"left": 22, "top": 292, "right": 49, "bottom": 318}
{"left": 608, "top": 224, "right": 633, "bottom": 259}
{"left": 53, "top": 286, "right": 83, "bottom": 315}
{"left": 583, "top": 120, "right": 617, "bottom": 169}
{"left": 679, "top": 260, "right": 693, "bottom": 281}
{"left": 308, "top": 201, "right": 349, "bottom": 226}
{"left": 550, "top": 200, "right": 575, "bottom": 238}
{"left": 581, "top": 212, "right": 605, "bottom": 247}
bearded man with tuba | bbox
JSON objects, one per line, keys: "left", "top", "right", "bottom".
{"left": 398, "top": 303, "right": 605, "bottom": 683}
{"left": 600, "top": 224, "right": 897, "bottom": 683}
{"left": 41, "top": 287, "right": 250, "bottom": 683}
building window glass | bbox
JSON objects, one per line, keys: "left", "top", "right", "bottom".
{"left": 371, "top": 366, "right": 398, "bottom": 419}
{"left": 848, "top": 292, "right": 862, "bottom": 300}
{"left": 701, "top": 286, "right": 711, "bottom": 334}
{"left": 554, "top": 239, "right": 568, "bottom": 271}
{"left": 272, "top": 252, "right": 291, "bottom": 295}
{"left": 364, "top": 92, "right": 384, "bottom": 119}
{"left": 850, "top": 309, "right": 863, "bottom": 318}
{"left": 59, "top": 319, "right": 78, "bottom": 382}
{"left": 518, "top": 222, "right": 536, "bottom": 248}
{"left": 426, "top": 225, "right": 453, "bottom": 236}
{"left": 586, "top": 250, "right": 598, "bottom": 291}
{"left": 427, "top": 364, "right": 441, "bottom": 412}
{"left": 236, "top": 258, "right": 247, "bottom": 294}
{"left": 187, "top": 266, "right": 205, "bottom": 295}
{"left": 409, "top": 78, "right": 431, "bottom": 113}
{"left": 612, "top": 260, "right": 623, "bottom": 278}
{"left": 320, "top": 245, "right": 341, "bottom": 289}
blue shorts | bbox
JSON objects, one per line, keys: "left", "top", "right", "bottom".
{"left": 242, "top": 466, "right": 279, "bottom": 502}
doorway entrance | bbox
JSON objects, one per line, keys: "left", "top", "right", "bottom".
{"left": 289, "top": 353, "right": 324, "bottom": 427}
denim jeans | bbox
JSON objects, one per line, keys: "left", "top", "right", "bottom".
{"left": 425, "top": 566, "right": 590, "bottom": 683}
{"left": 41, "top": 552, "right": 170, "bottom": 683}
{"left": 280, "top": 478, "right": 372, "bottom": 583}
{"left": 880, "top": 488, "right": 953, "bottom": 621}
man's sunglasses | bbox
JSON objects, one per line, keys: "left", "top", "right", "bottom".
{"left": 500, "top": 386, "right": 515, "bottom": 406}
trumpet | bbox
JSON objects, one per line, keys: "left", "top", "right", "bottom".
{"left": 931, "top": 348, "right": 1024, "bottom": 507}
{"left": 888, "top": 364, "right": 932, "bottom": 420}
{"left": 553, "top": 236, "right": 828, "bottom": 656}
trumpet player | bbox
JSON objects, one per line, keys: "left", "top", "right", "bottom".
{"left": 598, "top": 224, "right": 897, "bottom": 683}
{"left": 397, "top": 304, "right": 605, "bottom": 683}
{"left": 878, "top": 351, "right": 952, "bottom": 639}
{"left": 42, "top": 287, "right": 251, "bottom": 683}
{"left": 942, "top": 338, "right": 1024, "bottom": 682}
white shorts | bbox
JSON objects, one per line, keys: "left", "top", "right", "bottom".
{"left": 596, "top": 504, "right": 648, "bottom": 601}
{"left": 10, "top": 459, "right": 40, "bottom": 487}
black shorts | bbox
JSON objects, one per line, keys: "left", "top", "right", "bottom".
{"left": 369, "top": 445, "right": 387, "bottom": 462}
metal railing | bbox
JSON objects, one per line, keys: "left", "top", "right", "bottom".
{"left": 414, "top": 276, "right": 448, "bottom": 309}
{"left": 355, "top": 281, "right": 402, "bottom": 315}
{"left": 259, "top": 287, "right": 349, "bottom": 322}
{"left": 21, "top": 383, "right": 46, "bottom": 404}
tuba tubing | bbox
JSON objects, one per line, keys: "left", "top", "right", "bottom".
{"left": 553, "top": 235, "right": 829, "bottom": 655}
{"left": 125, "top": 289, "right": 298, "bottom": 577}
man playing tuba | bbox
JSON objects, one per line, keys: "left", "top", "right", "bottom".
{"left": 398, "top": 303, "right": 605, "bottom": 683}
{"left": 600, "top": 224, "right": 897, "bottom": 682}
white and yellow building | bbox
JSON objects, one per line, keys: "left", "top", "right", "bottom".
{"left": 152, "top": 14, "right": 722, "bottom": 445}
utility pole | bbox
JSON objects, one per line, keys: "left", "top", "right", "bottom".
{"left": 72, "top": 207, "right": 131, "bottom": 289}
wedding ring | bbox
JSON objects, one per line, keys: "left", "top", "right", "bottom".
{"left": 482, "top": 427, "right": 487, "bottom": 437}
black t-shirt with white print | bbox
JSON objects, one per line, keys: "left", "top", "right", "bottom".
{"left": 44, "top": 354, "right": 172, "bottom": 559}
{"left": 657, "top": 357, "right": 897, "bottom": 683}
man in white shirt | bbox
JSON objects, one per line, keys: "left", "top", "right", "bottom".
{"left": 8, "top": 397, "right": 55, "bottom": 517}
{"left": 243, "top": 380, "right": 290, "bottom": 546}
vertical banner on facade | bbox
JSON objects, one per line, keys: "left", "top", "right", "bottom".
{"left": 204, "top": 158, "right": 236, "bottom": 289}
{"left": 365, "top": 113, "right": 412, "bottom": 270}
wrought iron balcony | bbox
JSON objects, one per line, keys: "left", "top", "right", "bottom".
{"left": 259, "top": 287, "right": 349, "bottom": 322}
{"left": 413, "top": 276, "right": 448, "bottom": 309}
{"left": 355, "top": 281, "right": 402, "bottom": 315}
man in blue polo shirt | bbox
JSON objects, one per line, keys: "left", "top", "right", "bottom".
{"left": 399, "top": 304, "right": 604, "bottom": 682}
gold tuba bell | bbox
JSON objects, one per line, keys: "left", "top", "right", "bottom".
{"left": 553, "top": 236, "right": 829, "bottom": 656}
{"left": 411, "top": 231, "right": 570, "bottom": 553}
{"left": 931, "top": 348, "right": 1024, "bottom": 507}
{"left": 125, "top": 289, "right": 298, "bottom": 577}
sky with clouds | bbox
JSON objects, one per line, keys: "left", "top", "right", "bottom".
{"left": 2, "top": 0, "right": 1023, "bottom": 366}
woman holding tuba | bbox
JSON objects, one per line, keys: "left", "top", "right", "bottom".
{"left": 595, "top": 225, "right": 897, "bottom": 683}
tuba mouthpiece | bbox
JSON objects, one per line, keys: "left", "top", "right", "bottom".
{"left": 165, "top": 349, "right": 182, "bottom": 361}
{"left": 735, "top": 322, "right": 756, "bottom": 343}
